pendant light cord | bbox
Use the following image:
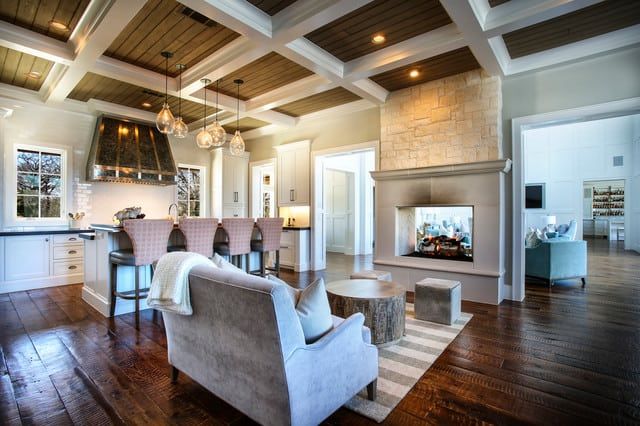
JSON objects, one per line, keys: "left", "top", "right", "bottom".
{"left": 215, "top": 79, "right": 219, "bottom": 122}
{"left": 178, "top": 67, "right": 182, "bottom": 117}
{"left": 164, "top": 54, "right": 168, "bottom": 104}
{"left": 236, "top": 82, "right": 240, "bottom": 131}
{"left": 203, "top": 82, "right": 207, "bottom": 130}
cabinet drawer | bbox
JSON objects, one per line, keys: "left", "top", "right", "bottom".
{"left": 53, "top": 260, "right": 83, "bottom": 276}
{"left": 53, "top": 245, "right": 83, "bottom": 260}
{"left": 53, "top": 234, "right": 81, "bottom": 245}
{"left": 280, "top": 231, "right": 295, "bottom": 247}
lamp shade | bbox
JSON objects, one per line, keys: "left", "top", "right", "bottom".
{"left": 542, "top": 215, "right": 556, "bottom": 226}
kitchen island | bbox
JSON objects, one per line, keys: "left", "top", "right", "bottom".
{"left": 81, "top": 222, "right": 312, "bottom": 317}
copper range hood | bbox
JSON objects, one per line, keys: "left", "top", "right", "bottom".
{"left": 86, "top": 115, "right": 177, "bottom": 185}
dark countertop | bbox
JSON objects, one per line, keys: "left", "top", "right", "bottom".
{"left": 0, "top": 228, "right": 95, "bottom": 237}
{"left": 91, "top": 223, "right": 312, "bottom": 232}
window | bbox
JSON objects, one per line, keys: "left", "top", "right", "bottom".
{"left": 177, "top": 165, "right": 204, "bottom": 217}
{"left": 16, "top": 148, "right": 64, "bottom": 219}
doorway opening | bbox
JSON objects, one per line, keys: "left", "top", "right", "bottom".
{"left": 250, "top": 159, "right": 275, "bottom": 218}
{"left": 312, "top": 143, "right": 377, "bottom": 270}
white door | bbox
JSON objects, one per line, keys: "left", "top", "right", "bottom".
{"left": 325, "top": 169, "right": 353, "bottom": 253}
{"left": 278, "top": 150, "right": 295, "bottom": 206}
{"left": 4, "top": 235, "right": 50, "bottom": 281}
{"left": 294, "top": 147, "right": 309, "bottom": 204}
{"left": 223, "top": 154, "right": 236, "bottom": 205}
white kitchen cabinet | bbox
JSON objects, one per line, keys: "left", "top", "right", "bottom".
{"left": 212, "top": 148, "right": 250, "bottom": 218}
{"left": 279, "top": 228, "right": 310, "bottom": 272}
{"left": 4, "top": 235, "right": 50, "bottom": 281}
{"left": 276, "top": 140, "right": 310, "bottom": 207}
{"left": 1, "top": 232, "right": 86, "bottom": 293}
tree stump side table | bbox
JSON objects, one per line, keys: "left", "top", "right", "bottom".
{"left": 326, "top": 279, "right": 406, "bottom": 347}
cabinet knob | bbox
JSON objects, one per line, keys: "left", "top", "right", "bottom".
{"left": 45, "top": 238, "right": 49, "bottom": 242}
{"left": 69, "top": 237, "right": 77, "bottom": 241}
{"left": 68, "top": 250, "right": 77, "bottom": 254}
{"left": 68, "top": 265, "right": 77, "bottom": 270}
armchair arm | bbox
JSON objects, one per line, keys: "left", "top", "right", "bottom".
{"left": 283, "top": 313, "right": 379, "bottom": 425}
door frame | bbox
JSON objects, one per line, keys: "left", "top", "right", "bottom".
{"left": 249, "top": 158, "right": 276, "bottom": 218}
{"left": 511, "top": 96, "right": 640, "bottom": 302}
{"left": 311, "top": 140, "right": 378, "bottom": 270}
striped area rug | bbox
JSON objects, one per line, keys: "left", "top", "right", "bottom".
{"left": 344, "top": 303, "right": 472, "bottom": 422}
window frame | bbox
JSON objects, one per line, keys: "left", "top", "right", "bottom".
{"left": 7, "top": 143, "right": 69, "bottom": 226}
{"left": 176, "top": 163, "right": 206, "bottom": 218}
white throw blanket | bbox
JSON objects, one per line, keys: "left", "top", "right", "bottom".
{"left": 147, "top": 252, "right": 214, "bottom": 315}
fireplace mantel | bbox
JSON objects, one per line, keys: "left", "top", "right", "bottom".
{"left": 371, "top": 159, "right": 512, "bottom": 181}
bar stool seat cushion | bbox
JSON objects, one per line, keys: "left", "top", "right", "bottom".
{"left": 214, "top": 242, "right": 230, "bottom": 256}
{"left": 250, "top": 239, "right": 264, "bottom": 252}
{"left": 168, "top": 245, "right": 186, "bottom": 252}
{"left": 109, "top": 249, "right": 136, "bottom": 266}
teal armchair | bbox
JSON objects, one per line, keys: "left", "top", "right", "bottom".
{"left": 525, "top": 240, "right": 587, "bottom": 287}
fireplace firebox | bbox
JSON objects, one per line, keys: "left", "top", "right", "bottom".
{"left": 397, "top": 206, "right": 473, "bottom": 262}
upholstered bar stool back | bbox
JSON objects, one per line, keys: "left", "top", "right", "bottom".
{"left": 215, "top": 218, "right": 255, "bottom": 271}
{"left": 251, "top": 217, "right": 284, "bottom": 277}
{"left": 179, "top": 218, "right": 219, "bottom": 257}
{"left": 109, "top": 219, "right": 173, "bottom": 328}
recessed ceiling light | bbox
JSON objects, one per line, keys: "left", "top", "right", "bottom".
{"left": 372, "top": 34, "right": 386, "bottom": 44}
{"left": 141, "top": 102, "right": 152, "bottom": 108}
{"left": 25, "top": 71, "right": 42, "bottom": 79}
{"left": 409, "top": 69, "right": 420, "bottom": 78}
{"left": 48, "top": 20, "right": 69, "bottom": 31}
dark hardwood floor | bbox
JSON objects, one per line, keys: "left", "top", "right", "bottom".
{"left": 1, "top": 240, "right": 639, "bottom": 425}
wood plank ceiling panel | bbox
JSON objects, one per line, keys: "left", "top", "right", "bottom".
{"left": 210, "top": 52, "right": 314, "bottom": 100}
{"left": 370, "top": 47, "right": 480, "bottom": 92}
{"left": 67, "top": 72, "right": 214, "bottom": 124}
{"left": 104, "top": 0, "right": 240, "bottom": 77}
{"left": 222, "top": 117, "right": 270, "bottom": 134}
{"left": 305, "top": 0, "right": 452, "bottom": 62}
{"left": 247, "top": 0, "right": 297, "bottom": 16}
{"left": 274, "top": 87, "right": 361, "bottom": 117}
{"left": 0, "top": 0, "right": 90, "bottom": 42}
{"left": 0, "top": 46, "right": 53, "bottom": 90}
{"left": 503, "top": 0, "right": 640, "bottom": 59}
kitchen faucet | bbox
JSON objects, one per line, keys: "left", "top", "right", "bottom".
{"left": 168, "top": 203, "right": 178, "bottom": 223}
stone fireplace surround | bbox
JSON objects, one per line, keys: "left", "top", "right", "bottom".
{"left": 371, "top": 159, "right": 511, "bottom": 305}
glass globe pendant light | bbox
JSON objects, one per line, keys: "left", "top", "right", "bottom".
{"left": 196, "top": 78, "right": 213, "bottom": 149}
{"left": 172, "top": 63, "right": 188, "bottom": 138}
{"left": 208, "top": 78, "right": 226, "bottom": 146}
{"left": 229, "top": 79, "right": 245, "bottom": 156}
{"left": 156, "top": 51, "right": 175, "bottom": 134}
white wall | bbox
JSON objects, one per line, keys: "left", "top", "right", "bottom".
{"left": 631, "top": 116, "right": 640, "bottom": 253}
{"left": 523, "top": 115, "right": 637, "bottom": 241}
{"left": 1, "top": 104, "right": 210, "bottom": 229}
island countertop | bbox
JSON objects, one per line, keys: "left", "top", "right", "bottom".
{"left": 90, "top": 223, "right": 311, "bottom": 232}
{"left": 0, "top": 227, "right": 95, "bottom": 237}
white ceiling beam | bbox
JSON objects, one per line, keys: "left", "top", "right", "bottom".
{"left": 483, "top": 0, "right": 603, "bottom": 38}
{"left": 245, "top": 74, "right": 337, "bottom": 113}
{"left": 440, "top": 0, "right": 505, "bottom": 76}
{"left": 42, "top": 0, "right": 147, "bottom": 103}
{"left": 506, "top": 23, "right": 640, "bottom": 75}
{"left": 180, "top": 37, "right": 270, "bottom": 95}
{"left": 0, "top": 20, "right": 73, "bottom": 64}
{"left": 179, "top": 0, "right": 272, "bottom": 38}
{"left": 343, "top": 24, "right": 466, "bottom": 81}
{"left": 87, "top": 98, "right": 157, "bottom": 122}
{"left": 272, "top": 0, "right": 373, "bottom": 44}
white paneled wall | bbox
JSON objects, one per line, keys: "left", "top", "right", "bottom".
{"left": 630, "top": 118, "right": 640, "bottom": 253}
{"left": 524, "top": 114, "right": 638, "bottom": 246}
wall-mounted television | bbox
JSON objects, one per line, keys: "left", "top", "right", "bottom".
{"left": 525, "top": 184, "right": 545, "bottom": 209}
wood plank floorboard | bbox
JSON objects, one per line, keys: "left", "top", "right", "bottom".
{"left": 0, "top": 239, "right": 638, "bottom": 424}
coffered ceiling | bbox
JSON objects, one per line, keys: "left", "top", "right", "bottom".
{"left": 0, "top": 0, "right": 638, "bottom": 140}
{"left": 0, "top": 0, "right": 90, "bottom": 42}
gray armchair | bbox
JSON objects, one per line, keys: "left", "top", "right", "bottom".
{"left": 163, "top": 265, "right": 378, "bottom": 426}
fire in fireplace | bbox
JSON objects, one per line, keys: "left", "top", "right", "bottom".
{"left": 398, "top": 206, "right": 473, "bottom": 262}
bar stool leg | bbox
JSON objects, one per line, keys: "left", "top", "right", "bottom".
{"left": 110, "top": 262, "right": 118, "bottom": 317}
{"left": 150, "top": 264, "right": 158, "bottom": 324}
{"left": 275, "top": 250, "right": 280, "bottom": 277}
{"left": 260, "top": 252, "right": 265, "bottom": 277}
{"left": 134, "top": 265, "right": 140, "bottom": 330}
{"left": 245, "top": 253, "right": 250, "bottom": 273}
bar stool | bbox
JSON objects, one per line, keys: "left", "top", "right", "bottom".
{"left": 251, "top": 217, "right": 284, "bottom": 277}
{"left": 179, "top": 217, "right": 219, "bottom": 257}
{"left": 109, "top": 219, "right": 173, "bottom": 329}
{"left": 214, "top": 218, "right": 255, "bottom": 272}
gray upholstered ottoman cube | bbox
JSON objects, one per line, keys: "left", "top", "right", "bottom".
{"left": 414, "top": 278, "right": 461, "bottom": 325}
{"left": 350, "top": 269, "right": 392, "bottom": 281}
